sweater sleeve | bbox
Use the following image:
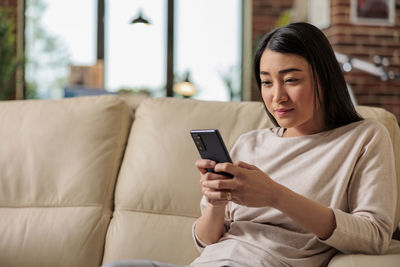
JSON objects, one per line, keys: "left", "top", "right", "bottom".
{"left": 320, "top": 122, "right": 397, "bottom": 254}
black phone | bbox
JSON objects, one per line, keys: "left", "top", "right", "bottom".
{"left": 190, "top": 129, "right": 233, "bottom": 178}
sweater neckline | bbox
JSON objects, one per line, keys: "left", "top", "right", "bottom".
{"left": 270, "top": 120, "right": 365, "bottom": 139}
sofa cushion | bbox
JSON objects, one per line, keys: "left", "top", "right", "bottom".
{"left": 327, "top": 240, "right": 400, "bottom": 267}
{"left": 0, "top": 95, "right": 132, "bottom": 267}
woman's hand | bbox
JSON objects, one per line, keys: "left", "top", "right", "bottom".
{"left": 195, "top": 159, "right": 232, "bottom": 207}
{"left": 202, "top": 161, "right": 280, "bottom": 208}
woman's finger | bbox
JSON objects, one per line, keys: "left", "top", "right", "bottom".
{"left": 214, "top": 162, "right": 238, "bottom": 177}
{"left": 195, "top": 159, "right": 216, "bottom": 174}
{"left": 202, "top": 179, "right": 236, "bottom": 191}
{"left": 201, "top": 172, "right": 230, "bottom": 183}
{"left": 236, "top": 161, "right": 258, "bottom": 170}
{"left": 204, "top": 190, "right": 232, "bottom": 201}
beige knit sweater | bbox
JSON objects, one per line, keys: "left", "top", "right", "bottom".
{"left": 191, "top": 119, "right": 396, "bottom": 267}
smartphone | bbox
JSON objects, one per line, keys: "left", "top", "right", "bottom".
{"left": 190, "top": 129, "right": 233, "bottom": 178}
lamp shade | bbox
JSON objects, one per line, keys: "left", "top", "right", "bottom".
{"left": 173, "top": 81, "right": 196, "bottom": 97}
{"left": 130, "top": 10, "right": 151, "bottom": 25}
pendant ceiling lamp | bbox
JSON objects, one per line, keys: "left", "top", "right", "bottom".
{"left": 130, "top": 9, "right": 151, "bottom": 25}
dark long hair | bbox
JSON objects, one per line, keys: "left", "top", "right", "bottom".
{"left": 254, "top": 22, "right": 363, "bottom": 129}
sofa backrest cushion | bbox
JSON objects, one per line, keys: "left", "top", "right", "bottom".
{"left": 0, "top": 95, "right": 132, "bottom": 267}
{"left": 103, "top": 98, "right": 400, "bottom": 265}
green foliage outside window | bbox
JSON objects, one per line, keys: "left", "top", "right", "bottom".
{"left": 0, "top": 7, "right": 18, "bottom": 100}
{"left": 25, "top": 0, "right": 70, "bottom": 99}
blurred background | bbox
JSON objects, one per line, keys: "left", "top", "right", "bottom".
{"left": 0, "top": 0, "right": 399, "bottom": 122}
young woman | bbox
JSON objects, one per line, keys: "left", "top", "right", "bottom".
{"left": 103, "top": 22, "right": 396, "bottom": 267}
{"left": 191, "top": 22, "right": 396, "bottom": 266}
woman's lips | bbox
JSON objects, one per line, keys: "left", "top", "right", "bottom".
{"left": 275, "top": 108, "right": 294, "bottom": 116}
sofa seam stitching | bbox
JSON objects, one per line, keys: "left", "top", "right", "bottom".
{"left": 0, "top": 204, "right": 103, "bottom": 208}
{"left": 113, "top": 206, "right": 199, "bottom": 219}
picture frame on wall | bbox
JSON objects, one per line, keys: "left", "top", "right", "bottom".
{"left": 350, "top": 0, "right": 396, "bottom": 26}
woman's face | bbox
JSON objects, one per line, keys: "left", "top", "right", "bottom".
{"left": 259, "top": 49, "right": 324, "bottom": 137}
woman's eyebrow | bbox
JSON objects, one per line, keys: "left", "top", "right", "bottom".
{"left": 260, "top": 68, "right": 303, "bottom": 75}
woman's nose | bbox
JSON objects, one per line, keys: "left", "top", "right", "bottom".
{"left": 272, "top": 84, "right": 288, "bottom": 103}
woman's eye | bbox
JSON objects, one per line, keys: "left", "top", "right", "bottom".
{"left": 261, "top": 81, "right": 272, "bottom": 86}
{"left": 285, "top": 78, "right": 299, "bottom": 83}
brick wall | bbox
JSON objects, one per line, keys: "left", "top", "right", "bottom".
{"left": 0, "top": 0, "right": 18, "bottom": 23}
{"left": 326, "top": 0, "right": 400, "bottom": 123}
{"left": 251, "top": 0, "right": 400, "bottom": 123}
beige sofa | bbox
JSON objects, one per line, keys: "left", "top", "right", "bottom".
{"left": 0, "top": 95, "right": 399, "bottom": 267}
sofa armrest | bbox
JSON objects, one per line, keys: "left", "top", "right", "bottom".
{"left": 328, "top": 240, "right": 400, "bottom": 267}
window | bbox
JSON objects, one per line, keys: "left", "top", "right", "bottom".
{"left": 25, "top": 0, "right": 97, "bottom": 99}
{"left": 105, "top": 0, "right": 166, "bottom": 95}
{"left": 175, "top": 0, "right": 242, "bottom": 101}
